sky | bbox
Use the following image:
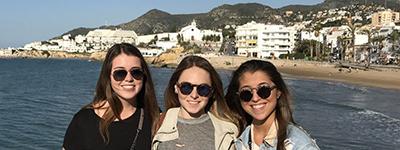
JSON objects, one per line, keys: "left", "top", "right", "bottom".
{"left": 0, "top": 0, "right": 323, "bottom": 48}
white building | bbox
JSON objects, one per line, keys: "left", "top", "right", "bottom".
{"left": 75, "top": 35, "right": 86, "bottom": 44}
{"left": 0, "top": 49, "right": 13, "bottom": 56}
{"left": 86, "top": 29, "right": 138, "bottom": 50}
{"left": 156, "top": 41, "right": 178, "bottom": 51}
{"left": 179, "top": 21, "right": 202, "bottom": 41}
{"left": 139, "top": 48, "right": 163, "bottom": 57}
{"left": 235, "top": 21, "right": 296, "bottom": 58}
{"left": 235, "top": 21, "right": 265, "bottom": 57}
{"left": 137, "top": 32, "right": 178, "bottom": 45}
{"left": 179, "top": 20, "right": 222, "bottom": 42}
{"left": 23, "top": 42, "right": 42, "bottom": 50}
{"left": 261, "top": 25, "right": 296, "bottom": 58}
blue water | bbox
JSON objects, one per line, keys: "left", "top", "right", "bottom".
{"left": 0, "top": 58, "right": 399, "bottom": 149}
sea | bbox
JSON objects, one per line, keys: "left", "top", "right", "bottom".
{"left": 0, "top": 58, "right": 399, "bottom": 150}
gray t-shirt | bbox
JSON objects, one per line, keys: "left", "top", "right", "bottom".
{"left": 157, "top": 113, "right": 215, "bottom": 150}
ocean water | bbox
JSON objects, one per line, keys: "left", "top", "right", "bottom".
{"left": 0, "top": 58, "right": 399, "bottom": 149}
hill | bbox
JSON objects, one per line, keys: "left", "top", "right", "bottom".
{"left": 59, "top": 1, "right": 400, "bottom": 38}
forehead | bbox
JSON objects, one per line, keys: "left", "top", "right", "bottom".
{"left": 178, "top": 66, "right": 211, "bottom": 84}
{"left": 111, "top": 53, "right": 141, "bottom": 69}
{"left": 239, "top": 70, "right": 272, "bottom": 87}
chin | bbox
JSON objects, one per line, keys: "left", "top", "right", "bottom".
{"left": 186, "top": 108, "right": 202, "bottom": 115}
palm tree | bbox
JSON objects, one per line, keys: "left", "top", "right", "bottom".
{"left": 346, "top": 16, "right": 358, "bottom": 62}
{"left": 389, "top": 29, "right": 399, "bottom": 53}
{"left": 314, "top": 24, "right": 322, "bottom": 60}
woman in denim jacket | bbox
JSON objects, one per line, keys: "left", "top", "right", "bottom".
{"left": 225, "top": 60, "right": 320, "bottom": 150}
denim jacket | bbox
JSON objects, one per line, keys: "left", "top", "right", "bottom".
{"left": 235, "top": 123, "right": 320, "bottom": 150}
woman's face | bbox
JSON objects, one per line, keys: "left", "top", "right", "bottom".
{"left": 238, "top": 70, "right": 280, "bottom": 123}
{"left": 175, "top": 66, "right": 212, "bottom": 119}
{"left": 110, "top": 53, "right": 143, "bottom": 103}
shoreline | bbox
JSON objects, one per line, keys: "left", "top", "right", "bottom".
{"left": 200, "top": 56, "right": 400, "bottom": 90}
{"left": 3, "top": 55, "right": 400, "bottom": 90}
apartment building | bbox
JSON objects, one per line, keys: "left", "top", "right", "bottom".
{"left": 235, "top": 21, "right": 296, "bottom": 58}
{"left": 372, "top": 9, "right": 400, "bottom": 26}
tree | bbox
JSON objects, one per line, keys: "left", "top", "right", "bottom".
{"left": 313, "top": 24, "right": 322, "bottom": 60}
{"left": 293, "top": 40, "right": 321, "bottom": 57}
{"left": 216, "top": 35, "right": 221, "bottom": 42}
{"left": 177, "top": 34, "right": 183, "bottom": 44}
{"left": 389, "top": 29, "right": 400, "bottom": 53}
{"left": 345, "top": 15, "right": 362, "bottom": 62}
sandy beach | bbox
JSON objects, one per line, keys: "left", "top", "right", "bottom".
{"left": 179, "top": 55, "right": 400, "bottom": 90}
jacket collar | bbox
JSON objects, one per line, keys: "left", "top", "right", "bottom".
{"left": 236, "top": 120, "right": 279, "bottom": 149}
{"left": 154, "top": 107, "right": 238, "bottom": 149}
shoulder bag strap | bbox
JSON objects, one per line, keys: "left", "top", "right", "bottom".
{"left": 130, "top": 108, "right": 144, "bottom": 150}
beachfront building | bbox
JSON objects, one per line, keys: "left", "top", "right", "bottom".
{"left": 235, "top": 21, "right": 265, "bottom": 58}
{"left": 371, "top": 9, "right": 400, "bottom": 26}
{"left": 86, "top": 29, "right": 138, "bottom": 50}
{"left": 23, "top": 35, "right": 87, "bottom": 53}
{"left": 235, "top": 21, "right": 296, "bottom": 58}
{"left": 261, "top": 25, "right": 296, "bottom": 58}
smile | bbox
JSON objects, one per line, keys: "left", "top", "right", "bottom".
{"left": 251, "top": 103, "right": 266, "bottom": 109}
{"left": 122, "top": 85, "right": 135, "bottom": 89}
{"left": 187, "top": 100, "right": 201, "bottom": 104}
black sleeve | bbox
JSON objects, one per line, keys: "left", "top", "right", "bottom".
{"left": 63, "top": 113, "right": 83, "bottom": 150}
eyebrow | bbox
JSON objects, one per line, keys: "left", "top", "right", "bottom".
{"left": 112, "top": 66, "right": 141, "bottom": 70}
{"left": 240, "top": 82, "right": 272, "bottom": 89}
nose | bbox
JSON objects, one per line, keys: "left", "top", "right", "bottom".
{"left": 251, "top": 89, "right": 260, "bottom": 102}
{"left": 189, "top": 87, "right": 199, "bottom": 98}
{"left": 124, "top": 72, "right": 134, "bottom": 82}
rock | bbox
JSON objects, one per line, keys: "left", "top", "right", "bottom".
{"left": 152, "top": 47, "right": 184, "bottom": 65}
{"left": 90, "top": 51, "right": 107, "bottom": 61}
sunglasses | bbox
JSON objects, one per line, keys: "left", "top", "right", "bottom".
{"left": 177, "top": 82, "right": 213, "bottom": 97}
{"left": 112, "top": 69, "right": 144, "bottom": 81}
{"left": 237, "top": 83, "right": 276, "bottom": 102}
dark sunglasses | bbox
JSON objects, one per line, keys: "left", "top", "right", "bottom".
{"left": 237, "top": 83, "right": 276, "bottom": 102}
{"left": 112, "top": 69, "right": 144, "bottom": 81}
{"left": 177, "top": 82, "right": 213, "bottom": 97}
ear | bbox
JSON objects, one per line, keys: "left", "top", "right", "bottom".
{"left": 174, "top": 85, "right": 178, "bottom": 94}
{"left": 276, "top": 90, "right": 282, "bottom": 100}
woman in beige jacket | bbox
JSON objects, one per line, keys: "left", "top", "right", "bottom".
{"left": 152, "top": 56, "right": 240, "bottom": 150}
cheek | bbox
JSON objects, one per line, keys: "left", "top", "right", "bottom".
{"left": 136, "top": 81, "right": 144, "bottom": 90}
{"left": 177, "top": 93, "right": 186, "bottom": 102}
{"left": 240, "top": 101, "right": 249, "bottom": 110}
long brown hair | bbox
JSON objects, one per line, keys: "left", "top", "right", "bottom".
{"left": 164, "top": 55, "right": 240, "bottom": 127}
{"left": 225, "top": 59, "right": 294, "bottom": 150}
{"left": 88, "top": 43, "right": 159, "bottom": 143}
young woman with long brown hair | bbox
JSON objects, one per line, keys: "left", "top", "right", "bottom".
{"left": 152, "top": 55, "right": 240, "bottom": 150}
{"left": 63, "top": 43, "right": 159, "bottom": 150}
{"left": 225, "top": 60, "right": 319, "bottom": 150}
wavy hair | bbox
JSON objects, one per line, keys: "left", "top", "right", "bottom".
{"left": 87, "top": 43, "right": 159, "bottom": 143}
{"left": 225, "top": 59, "right": 294, "bottom": 150}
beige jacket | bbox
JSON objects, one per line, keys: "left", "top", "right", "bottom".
{"left": 152, "top": 107, "right": 238, "bottom": 150}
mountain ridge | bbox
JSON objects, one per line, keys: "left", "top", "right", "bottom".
{"left": 59, "top": 0, "right": 400, "bottom": 39}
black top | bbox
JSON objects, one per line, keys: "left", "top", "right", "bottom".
{"left": 63, "top": 108, "right": 151, "bottom": 150}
